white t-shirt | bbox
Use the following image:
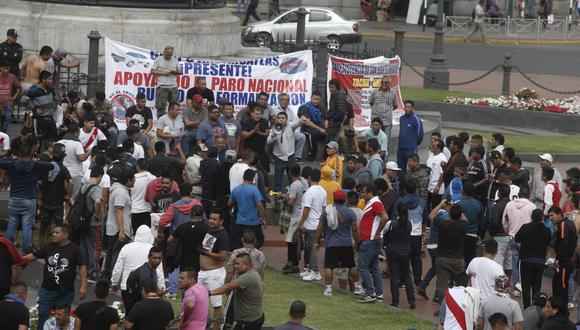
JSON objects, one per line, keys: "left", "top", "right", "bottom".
{"left": 156, "top": 114, "right": 184, "bottom": 151}
{"left": 131, "top": 171, "right": 157, "bottom": 213}
{"left": 153, "top": 56, "right": 179, "bottom": 87}
{"left": 82, "top": 166, "right": 111, "bottom": 189}
{"left": 58, "top": 139, "right": 85, "bottom": 177}
{"left": 466, "top": 257, "right": 504, "bottom": 299}
{"left": 427, "top": 152, "right": 447, "bottom": 194}
{"left": 229, "top": 162, "right": 250, "bottom": 192}
{"left": 79, "top": 127, "right": 106, "bottom": 151}
{"left": 495, "top": 184, "right": 520, "bottom": 201}
{"left": 301, "top": 185, "right": 327, "bottom": 231}
{"left": 0, "top": 132, "right": 10, "bottom": 153}
{"left": 133, "top": 143, "right": 145, "bottom": 160}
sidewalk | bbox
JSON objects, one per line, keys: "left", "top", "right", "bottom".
{"left": 359, "top": 19, "right": 580, "bottom": 45}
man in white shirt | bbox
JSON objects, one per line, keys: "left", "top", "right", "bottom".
{"left": 184, "top": 144, "right": 208, "bottom": 197}
{"left": 299, "top": 168, "right": 327, "bottom": 282}
{"left": 58, "top": 124, "right": 91, "bottom": 197}
{"left": 150, "top": 46, "right": 179, "bottom": 116}
{"left": 466, "top": 239, "right": 504, "bottom": 299}
{"left": 131, "top": 159, "right": 157, "bottom": 234}
{"left": 274, "top": 93, "right": 306, "bottom": 161}
{"left": 229, "top": 149, "right": 253, "bottom": 192}
{"left": 156, "top": 102, "right": 184, "bottom": 153}
{"left": 427, "top": 139, "right": 447, "bottom": 209}
{"left": 78, "top": 113, "right": 106, "bottom": 168}
{"left": 125, "top": 126, "right": 146, "bottom": 160}
{"left": 465, "top": 0, "right": 488, "bottom": 44}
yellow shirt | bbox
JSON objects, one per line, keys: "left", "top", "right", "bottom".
{"left": 324, "top": 154, "right": 343, "bottom": 184}
{"left": 320, "top": 180, "right": 341, "bottom": 205}
{"left": 357, "top": 198, "right": 366, "bottom": 210}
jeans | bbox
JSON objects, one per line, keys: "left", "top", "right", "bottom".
{"left": 7, "top": 198, "right": 37, "bottom": 253}
{"left": 294, "top": 131, "right": 306, "bottom": 160}
{"left": 180, "top": 131, "right": 197, "bottom": 157}
{"left": 419, "top": 248, "right": 440, "bottom": 298}
{"left": 273, "top": 155, "right": 296, "bottom": 192}
{"left": 357, "top": 240, "right": 383, "bottom": 297}
{"left": 237, "top": 0, "right": 248, "bottom": 13}
{"left": 79, "top": 226, "right": 100, "bottom": 279}
{"left": 436, "top": 257, "right": 464, "bottom": 302}
{"left": 167, "top": 266, "right": 180, "bottom": 294}
{"left": 396, "top": 148, "right": 416, "bottom": 174}
{"left": 410, "top": 235, "right": 423, "bottom": 285}
{"left": 520, "top": 261, "right": 545, "bottom": 309}
{"left": 103, "top": 234, "right": 128, "bottom": 279}
{"left": 510, "top": 239, "right": 522, "bottom": 286}
{"left": 38, "top": 288, "right": 75, "bottom": 329}
{"left": 304, "top": 230, "right": 319, "bottom": 272}
{"left": 464, "top": 235, "right": 478, "bottom": 268}
{"left": 388, "top": 253, "right": 416, "bottom": 306}
{"left": 381, "top": 124, "right": 392, "bottom": 155}
{"left": 569, "top": 268, "right": 576, "bottom": 304}
{"left": 1, "top": 105, "right": 13, "bottom": 132}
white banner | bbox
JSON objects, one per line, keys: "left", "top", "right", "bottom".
{"left": 105, "top": 38, "right": 313, "bottom": 130}
{"left": 327, "top": 55, "right": 404, "bottom": 131}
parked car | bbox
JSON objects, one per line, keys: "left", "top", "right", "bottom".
{"left": 243, "top": 7, "right": 362, "bottom": 50}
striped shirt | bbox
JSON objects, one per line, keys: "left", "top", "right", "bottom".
{"left": 369, "top": 88, "right": 397, "bottom": 126}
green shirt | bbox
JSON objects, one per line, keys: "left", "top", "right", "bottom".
{"left": 234, "top": 269, "right": 263, "bottom": 322}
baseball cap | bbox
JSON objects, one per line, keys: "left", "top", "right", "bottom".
{"left": 7, "top": 29, "right": 19, "bottom": 37}
{"left": 333, "top": 190, "right": 347, "bottom": 202}
{"left": 54, "top": 48, "right": 68, "bottom": 59}
{"left": 192, "top": 94, "right": 203, "bottom": 103}
{"left": 539, "top": 153, "right": 554, "bottom": 164}
{"left": 326, "top": 141, "right": 339, "bottom": 149}
{"left": 385, "top": 161, "right": 401, "bottom": 171}
{"left": 490, "top": 150, "right": 502, "bottom": 160}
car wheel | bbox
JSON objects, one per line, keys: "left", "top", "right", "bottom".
{"left": 327, "top": 36, "right": 342, "bottom": 50}
{"left": 256, "top": 33, "right": 274, "bottom": 48}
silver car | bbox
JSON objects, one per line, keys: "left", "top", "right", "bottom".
{"left": 243, "top": 7, "right": 362, "bottom": 50}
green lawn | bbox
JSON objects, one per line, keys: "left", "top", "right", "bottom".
{"left": 401, "top": 87, "right": 494, "bottom": 102}
{"left": 445, "top": 129, "right": 580, "bottom": 153}
{"left": 171, "top": 268, "right": 434, "bottom": 330}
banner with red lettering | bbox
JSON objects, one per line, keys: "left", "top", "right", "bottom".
{"left": 105, "top": 38, "right": 313, "bottom": 130}
{"left": 327, "top": 55, "right": 404, "bottom": 131}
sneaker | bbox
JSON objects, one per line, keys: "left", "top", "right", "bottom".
{"left": 302, "top": 271, "right": 322, "bottom": 281}
{"left": 417, "top": 288, "right": 429, "bottom": 300}
{"left": 358, "top": 295, "right": 377, "bottom": 303}
{"left": 512, "top": 290, "right": 521, "bottom": 297}
{"left": 300, "top": 269, "right": 312, "bottom": 277}
{"left": 375, "top": 294, "right": 384, "bottom": 303}
{"left": 283, "top": 266, "right": 300, "bottom": 274}
{"left": 514, "top": 282, "right": 522, "bottom": 293}
{"left": 354, "top": 284, "right": 365, "bottom": 296}
{"left": 432, "top": 296, "right": 440, "bottom": 305}
{"left": 399, "top": 284, "right": 406, "bottom": 291}
{"left": 410, "top": 303, "right": 416, "bottom": 309}
{"left": 323, "top": 287, "right": 333, "bottom": 296}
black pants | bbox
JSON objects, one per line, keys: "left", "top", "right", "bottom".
{"left": 232, "top": 224, "right": 264, "bottom": 250}
{"left": 242, "top": 4, "right": 260, "bottom": 26}
{"left": 121, "top": 290, "right": 138, "bottom": 315}
{"left": 131, "top": 212, "right": 151, "bottom": 235}
{"left": 410, "top": 235, "right": 423, "bottom": 285}
{"left": 427, "top": 192, "right": 442, "bottom": 212}
{"left": 553, "top": 265, "right": 572, "bottom": 305}
{"left": 303, "top": 128, "right": 322, "bottom": 161}
{"left": 0, "top": 287, "right": 9, "bottom": 299}
{"left": 103, "top": 234, "right": 128, "bottom": 279}
{"left": 387, "top": 253, "right": 415, "bottom": 306}
{"left": 234, "top": 313, "right": 264, "bottom": 330}
{"left": 463, "top": 236, "right": 477, "bottom": 268}
{"left": 287, "top": 242, "right": 299, "bottom": 266}
{"left": 521, "top": 261, "right": 545, "bottom": 309}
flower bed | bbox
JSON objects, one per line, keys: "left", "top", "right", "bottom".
{"left": 444, "top": 88, "right": 580, "bottom": 116}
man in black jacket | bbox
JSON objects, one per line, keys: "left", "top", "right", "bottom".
{"left": 326, "top": 79, "right": 347, "bottom": 150}
{"left": 549, "top": 206, "right": 578, "bottom": 305}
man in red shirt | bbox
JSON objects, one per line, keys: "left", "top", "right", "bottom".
{"left": 357, "top": 182, "right": 389, "bottom": 303}
{"left": 0, "top": 60, "right": 20, "bottom": 132}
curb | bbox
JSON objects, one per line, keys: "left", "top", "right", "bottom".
{"left": 361, "top": 31, "right": 580, "bottom": 45}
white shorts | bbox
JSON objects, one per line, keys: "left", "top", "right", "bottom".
{"left": 285, "top": 217, "right": 300, "bottom": 243}
{"left": 199, "top": 267, "right": 226, "bottom": 308}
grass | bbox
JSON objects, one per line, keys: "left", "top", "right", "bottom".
{"left": 400, "top": 87, "right": 494, "bottom": 102}
{"left": 172, "top": 268, "right": 434, "bottom": 330}
{"left": 445, "top": 128, "right": 580, "bottom": 153}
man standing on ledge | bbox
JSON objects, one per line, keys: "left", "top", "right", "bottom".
{"left": 397, "top": 100, "right": 423, "bottom": 174}
{"left": 151, "top": 46, "right": 180, "bottom": 117}
{"left": 369, "top": 75, "right": 397, "bottom": 154}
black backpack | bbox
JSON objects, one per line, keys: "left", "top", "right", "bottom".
{"left": 67, "top": 184, "right": 97, "bottom": 233}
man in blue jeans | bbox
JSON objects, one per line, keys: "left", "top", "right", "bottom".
{"left": 23, "top": 223, "right": 87, "bottom": 329}
{"left": 0, "top": 144, "right": 54, "bottom": 253}
{"left": 357, "top": 183, "right": 389, "bottom": 303}
{"left": 397, "top": 100, "right": 423, "bottom": 174}
{"left": 0, "top": 61, "right": 20, "bottom": 132}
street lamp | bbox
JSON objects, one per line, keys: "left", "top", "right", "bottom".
{"left": 423, "top": 0, "right": 449, "bottom": 90}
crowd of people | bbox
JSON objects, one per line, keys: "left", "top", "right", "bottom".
{"left": 0, "top": 30, "right": 580, "bottom": 330}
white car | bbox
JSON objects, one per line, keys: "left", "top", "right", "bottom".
{"left": 243, "top": 7, "right": 362, "bottom": 50}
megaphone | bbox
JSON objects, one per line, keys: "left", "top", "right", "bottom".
{"left": 272, "top": 122, "right": 284, "bottom": 135}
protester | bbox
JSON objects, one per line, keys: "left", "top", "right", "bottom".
{"left": 73, "top": 279, "right": 120, "bottom": 330}
{"left": 548, "top": 207, "right": 578, "bottom": 305}
{"left": 356, "top": 118, "right": 389, "bottom": 157}
{"left": 23, "top": 224, "right": 86, "bottom": 329}
{"left": 516, "top": 209, "right": 551, "bottom": 309}
{"left": 466, "top": 239, "right": 504, "bottom": 299}
{"left": 227, "top": 229, "right": 267, "bottom": 282}
{"left": 178, "top": 269, "right": 209, "bottom": 330}
{"left": 131, "top": 159, "right": 156, "bottom": 233}
{"left": 438, "top": 273, "right": 481, "bottom": 327}
{"left": 298, "top": 91, "right": 326, "bottom": 161}
{"left": 274, "top": 300, "right": 313, "bottom": 330}
{"left": 124, "top": 278, "right": 175, "bottom": 330}
{"left": 267, "top": 112, "right": 302, "bottom": 192}
{"left": 456, "top": 181, "right": 484, "bottom": 267}
{"left": 230, "top": 169, "right": 266, "bottom": 249}
{"left": 44, "top": 304, "right": 76, "bottom": 330}
{"left": 125, "top": 93, "right": 155, "bottom": 145}
{"left": 478, "top": 275, "right": 523, "bottom": 330}
{"left": 397, "top": 101, "right": 423, "bottom": 173}
{"left": 78, "top": 167, "right": 104, "bottom": 281}
{"left": 151, "top": 46, "right": 179, "bottom": 116}
{"left": 465, "top": 0, "right": 487, "bottom": 43}
{"left": 490, "top": 185, "right": 512, "bottom": 277}
{"left": 0, "top": 281, "right": 29, "bottom": 330}
{"left": 533, "top": 154, "right": 563, "bottom": 209}
{"left": 241, "top": 107, "right": 270, "bottom": 171}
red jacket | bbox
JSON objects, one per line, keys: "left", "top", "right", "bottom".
{"left": 0, "top": 237, "right": 26, "bottom": 266}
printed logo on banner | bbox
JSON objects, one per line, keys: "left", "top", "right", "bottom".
{"left": 279, "top": 57, "right": 307, "bottom": 74}
{"left": 109, "top": 91, "right": 136, "bottom": 123}
{"left": 111, "top": 53, "right": 151, "bottom": 69}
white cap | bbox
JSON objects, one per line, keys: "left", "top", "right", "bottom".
{"left": 539, "top": 153, "right": 553, "bottom": 164}
{"left": 385, "top": 161, "right": 401, "bottom": 171}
